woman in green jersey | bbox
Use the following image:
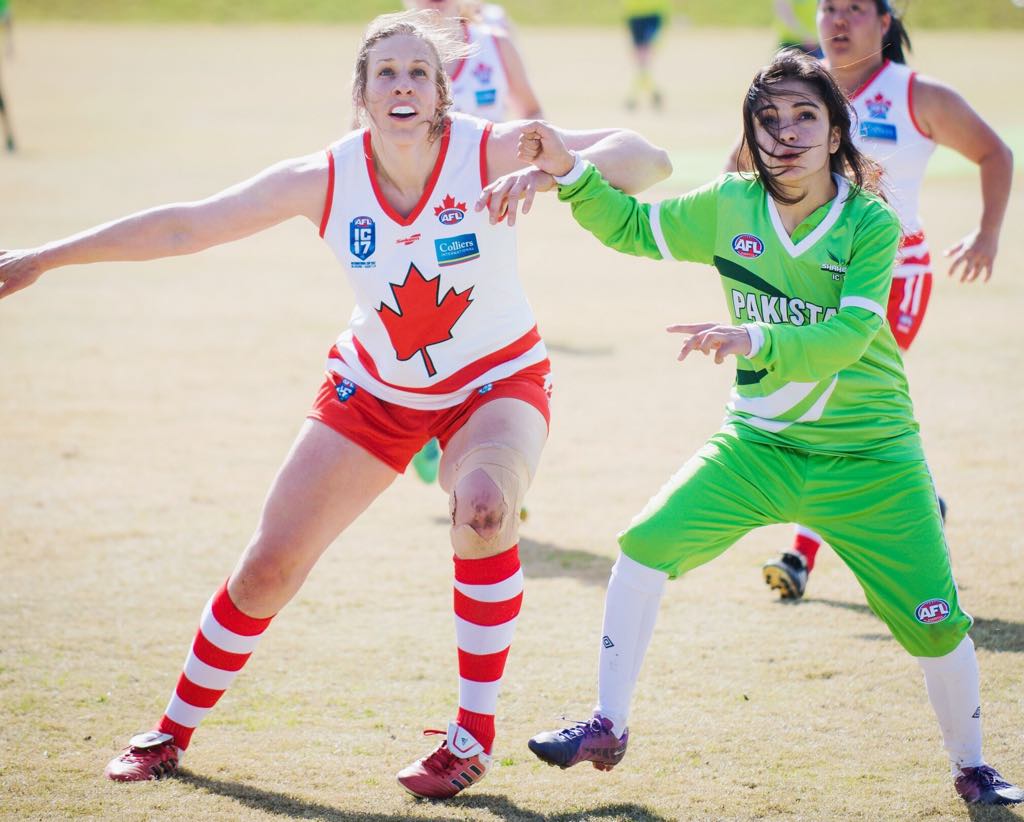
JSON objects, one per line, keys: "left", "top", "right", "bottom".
{"left": 477, "top": 50, "right": 1021, "bottom": 806}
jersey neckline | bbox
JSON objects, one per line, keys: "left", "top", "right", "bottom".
{"left": 363, "top": 119, "right": 453, "bottom": 228}
{"left": 766, "top": 173, "right": 850, "bottom": 259}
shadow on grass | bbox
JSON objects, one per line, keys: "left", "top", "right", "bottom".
{"left": 178, "top": 772, "right": 670, "bottom": 821}
{"left": 519, "top": 536, "right": 612, "bottom": 587}
{"left": 808, "top": 599, "right": 1024, "bottom": 653}
{"left": 544, "top": 341, "right": 615, "bottom": 358}
{"left": 966, "top": 802, "right": 1024, "bottom": 822}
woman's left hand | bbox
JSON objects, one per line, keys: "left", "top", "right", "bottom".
{"left": 944, "top": 228, "right": 998, "bottom": 283}
{"left": 668, "top": 323, "right": 752, "bottom": 364}
{"left": 475, "top": 167, "right": 555, "bottom": 226}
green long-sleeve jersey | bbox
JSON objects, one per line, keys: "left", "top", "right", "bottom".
{"left": 559, "top": 165, "right": 923, "bottom": 462}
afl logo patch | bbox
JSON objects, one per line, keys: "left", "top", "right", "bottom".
{"left": 732, "top": 234, "right": 764, "bottom": 258}
{"left": 915, "top": 598, "right": 950, "bottom": 624}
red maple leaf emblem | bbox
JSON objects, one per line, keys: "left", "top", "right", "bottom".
{"left": 433, "top": 194, "right": 467, "bottom": 217}
{"left": 377, "top": 262, "right": 474, "bottom": 377}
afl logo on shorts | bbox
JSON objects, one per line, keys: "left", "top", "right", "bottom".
{"left": 915, "top": 598, "right": 950, "bottom": 624}
{"left": 732, "top": 234, "right": 764, "bottom": 258}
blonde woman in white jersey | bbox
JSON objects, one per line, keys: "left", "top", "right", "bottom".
{"left": 0, "top": 10, "right": 669, "bottom": 799}
{"left": 759, "top": 0, "right": 1013, "bottom": 601}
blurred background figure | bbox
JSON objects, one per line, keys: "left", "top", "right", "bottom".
{"left": 623, "top": 0, "right": 670, "bottom": 110}
{"left": 0, "top": 0, "right": 15, "bottom": 152}
{"left": 773, "top": 0, "right": 821, "bottom": 55}
{"left": 405, "top": 0, "right": 541, "bottom": 121}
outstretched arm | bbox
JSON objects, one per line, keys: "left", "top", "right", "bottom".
{"left": 479, "top": 121, "right": 671, "bottom": 224}
{"left": 0, "top": 152, "right": 329, "bottom": 300}
{"left": 912, "top": 74, "right": 1013, "bottom": 283}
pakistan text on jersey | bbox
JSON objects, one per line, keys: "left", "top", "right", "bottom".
{"left": 731, "top": 289, "right": 838, "bottom": 325}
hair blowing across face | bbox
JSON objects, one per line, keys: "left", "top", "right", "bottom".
{"left": 352, "top": 10, "right": 475, "bottom": 142}
{"left": 740, "top": 49, "right": 884, "bottom": 205}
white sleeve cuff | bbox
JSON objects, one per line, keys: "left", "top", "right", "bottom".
{"left": 553, "top": 152, "right": 590, "bottom": 186}
{"left": 743, "top": 323, "right": 765, "bottom": 359}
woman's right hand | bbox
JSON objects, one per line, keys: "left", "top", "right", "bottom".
{"left": 0, "top": 249, "right": 47, "bottom": 301}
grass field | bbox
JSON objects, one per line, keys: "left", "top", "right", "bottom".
{"left": 1, "top": 22, "right": 1023, "bottom": 822}
{"left": 13, "top": 0, "right": 1024, "bottom": 27}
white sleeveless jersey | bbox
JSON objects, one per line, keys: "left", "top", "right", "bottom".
{"left": 851, "top": 60, "right": 936, "bottom": 279}
{"left": 319, "top": 113, "right": 545, "bottom": 410}
{"left": 450, "top": 23, "right": 511, "bottom": 121}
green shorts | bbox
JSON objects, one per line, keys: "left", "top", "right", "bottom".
{"left": 618, "top": 431, "right": 970, "bottom": 657}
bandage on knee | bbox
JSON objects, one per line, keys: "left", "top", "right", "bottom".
{"left": 449, "top": 442, "right": 531, "bottom": 556}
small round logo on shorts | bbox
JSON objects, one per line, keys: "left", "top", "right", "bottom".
{"left": 915, "top": 598, "right": 950, "bottom": 624}
{"left": 732, "top": 233, "right": 764, "bottom": 258}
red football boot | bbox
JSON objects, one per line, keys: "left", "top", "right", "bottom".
{"left": 396, "top": 722, "right": 492, "bottom": 799}
{"left": 104, "top": 731, "right": 181, "bottom": 781}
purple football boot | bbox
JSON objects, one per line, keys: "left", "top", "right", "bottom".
{"left": 528, "top": 715, "right": 628, "bottom": 771}
{"left": 955, "top": 765, "right": 1024, "bottom": 805}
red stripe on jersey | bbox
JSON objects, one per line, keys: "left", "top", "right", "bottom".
{"left": 900, "top": 231, "right": 925, "bottom": 249}
{"left": 850, "top": 59, "right": 890, "bottom": 100}
{"left": 454, "top": 544, "right": 521, "bottom": 584}
{"left": 454, "top": 589, "right": 524, "bottom": 626}
{"left": 449, "top": 20, "right": 471, "bottom": 81}
{"left": 175, "top": 674, "right": 225, "bottom": 709}
{"left": 364, "top": 122, "right": 452, "bottom": 227}
{"left": 480, "top": 121, "right": 493, "bottom": 188}
{"left": 350, "top": 325, "right": 542, "bottom": 395}
{"left": 457, "top": 647, "right": 511, "bottom": 683}
{"left": 192, "top": 631, "right": 251, "bottom": 672}
{"left": 209, "top": 580, "right": 274, "bottom": 637}
{"left": 907, "top": 72, "right": 929, "bottom": 138}
{"left": 900, "top": 253, "right": 932, "bottom": 267}
{"left": 319, "top": 149, "right": 336, "bottom": 238}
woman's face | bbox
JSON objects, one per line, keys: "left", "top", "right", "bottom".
{"left": 817, "top": 1, "right": 891, "bottom": 67}
{"left": 361, "top": 33, "right": 441, "bottom": 142}
{"left": 752, "top": 79, "right": 840, "bottom": 189}
{"left": 407, "top": 0, "right": 460, "bottom": 18}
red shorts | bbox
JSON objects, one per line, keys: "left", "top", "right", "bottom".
{"left": 308, "top": 360, "right": 552, "bottom": 473}
{"left": 887, "top": 272, "right": 933, "bottom": 351}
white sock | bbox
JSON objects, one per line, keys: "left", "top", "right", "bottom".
{"left": 917, "top": 635, "right": 984, "bottom": 774}
{"left": 594, "top": 553, "right": 667, "bottom": 737}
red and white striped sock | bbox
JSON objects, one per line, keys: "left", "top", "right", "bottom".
{"left": 452, "top": 545, "right": 523, "bottom": 755}
{"left": 155, "top": 580, "right": 274, "bottom": 751}
{"left": 792, "top": 525, "right": 823, "bottom": 571}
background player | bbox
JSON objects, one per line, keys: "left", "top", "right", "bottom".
{"left": 623, "top": 0, "right": 671, "bottom": 110}
{"left": 0, "top": 0, "right": 16, "bottom": 152}
{"left": 0, "top": 10, "right": 669, "bottom": 800}
{"left": 758, "top": 0, "right": 1014, "bottom": 599}
{"left": 479, "top": 49, "right": 1022, "bottom": 807}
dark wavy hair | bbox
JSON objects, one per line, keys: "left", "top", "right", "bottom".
{"left": 874, "top": 0, "right": 912, "bottom": 64}
{"left": 739, "top": 49, "right": 883, "bottom": 204}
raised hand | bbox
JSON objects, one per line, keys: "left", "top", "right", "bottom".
{"left": 515, "top": 121, "right": 575, "bottom": 178}
{"left": 667, "top": 323, "right": 752, "bottom": 364}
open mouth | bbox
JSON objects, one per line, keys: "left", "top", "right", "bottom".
{"left": 390, "top": 106, "right": 417, "bottom": 120}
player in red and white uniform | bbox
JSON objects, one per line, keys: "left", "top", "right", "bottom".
{"left": 408, "top": 0, "right": 542, "bottom": 121}
{"left": 761, "top": 0, "right": 1013, "bottom": 599}
{"left": 0, "top": 10, "right": 670, "bottom": 799}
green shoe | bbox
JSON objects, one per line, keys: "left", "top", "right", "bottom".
{"left": 411, "top": 438, "right": 441, "bottom": 484}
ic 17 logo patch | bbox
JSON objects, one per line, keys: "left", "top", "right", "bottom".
{"left": 915, "top": 598, "right": 950, "bottom": 624}
{"left": 334, "top": 378, "right": 358, "bottom": 403}
{"left": 435, "top": 233, "right": 480, "bottom": 267}
{"left": 732, "top": 233, "right": 764, "bottom": 258}
{"left": 350, "top": 216, "right": 376, "bottom": 267}
{"left": 434, "top": 194, "right": 467, "bottom": 226}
